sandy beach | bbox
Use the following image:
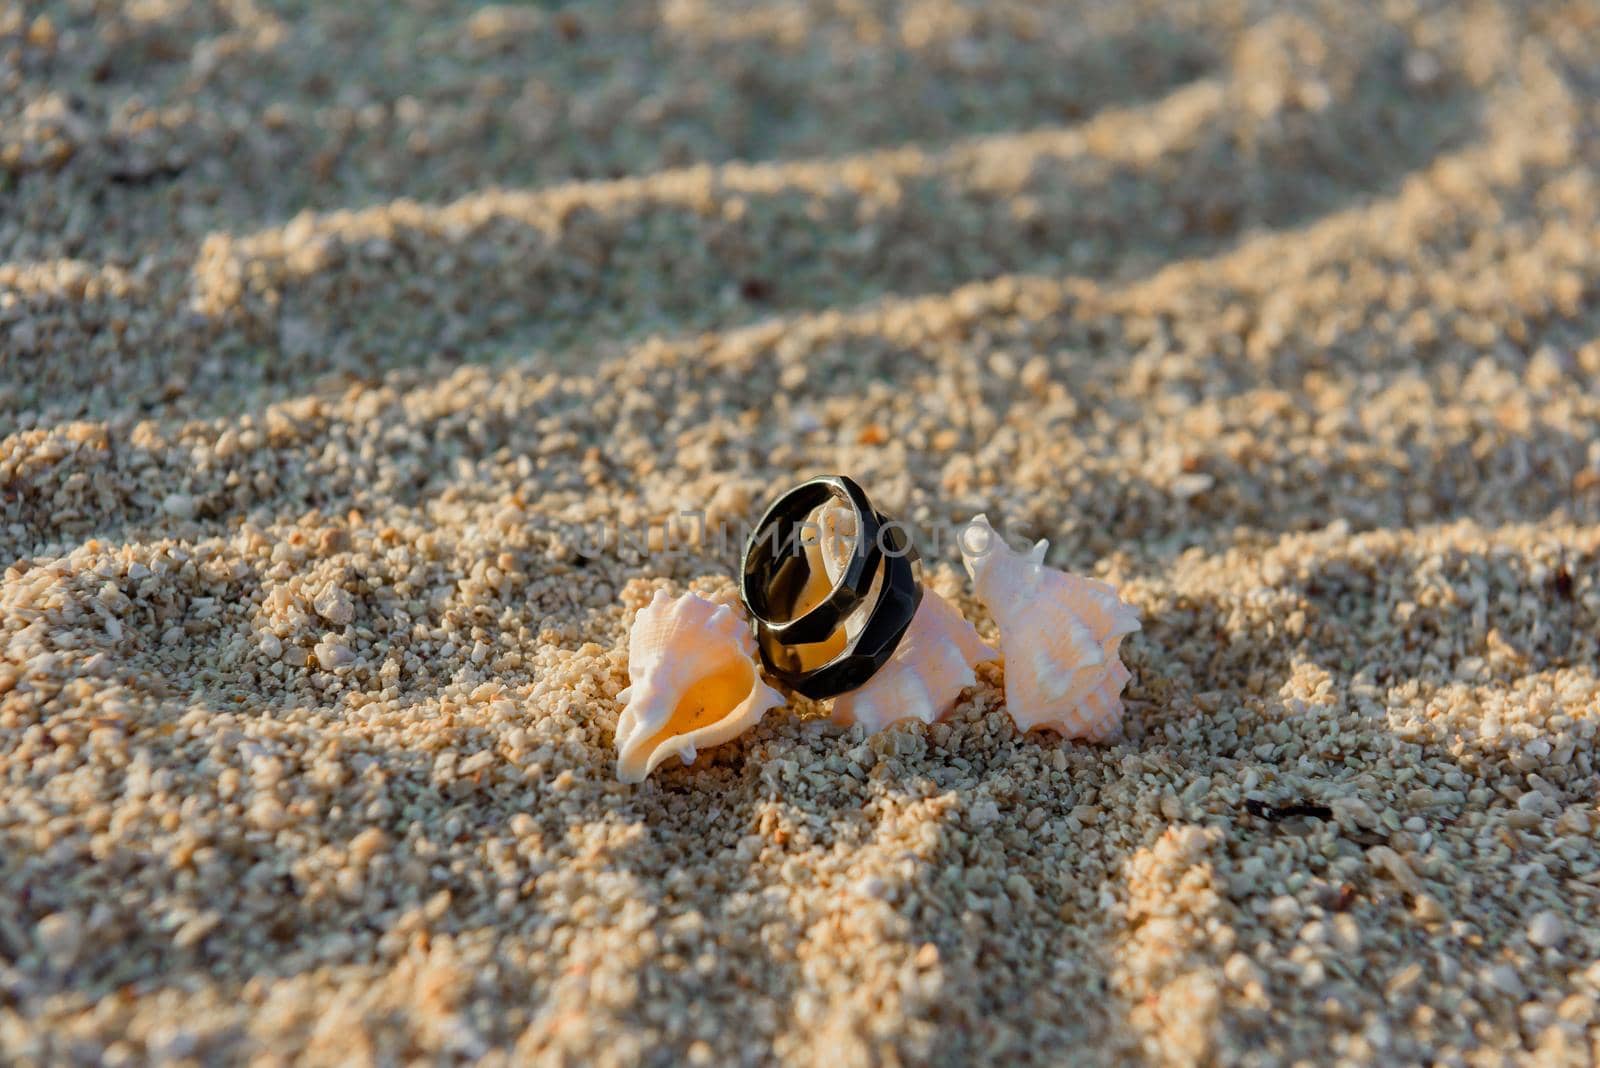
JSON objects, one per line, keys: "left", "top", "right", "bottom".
{"left": 3, "top": 1, "right": 1600, "bottom": 1064}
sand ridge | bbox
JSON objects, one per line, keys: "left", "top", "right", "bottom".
{"left": 3, "top": 1, "right": 1600, "bottom": 1065}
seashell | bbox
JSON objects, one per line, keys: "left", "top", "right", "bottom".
{"left": 815, "top": 499, "right": 872, "bottom": 641}
{"left": 614, "top": 589, "right": 786, "bottom": 783}
{"left": 960, "top": 514, "right": 1140, "bottom": 741}
{"left": 811, "top": 500, "right": 997, "bottom": 731}
{"left": 830, "top": 588, "right": 998, "bottom": 732}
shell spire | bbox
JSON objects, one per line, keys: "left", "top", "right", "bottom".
{"left": 615, "top": 589, "right": 786, "bottom": 782}
{"left": 961, "top": 515, "right": 1139, "bottom": 741}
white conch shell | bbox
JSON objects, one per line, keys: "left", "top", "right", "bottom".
{"left": 812, "top": 500, "right": 997, "bottom": 732}
{"left": 614, "top": 589, "right": 786, "bottom": 783}
{"left": 960, "top": 515, "right": 1140, "bottom": 741}
{"left": 831, "top": 589, "right": 998, "bottom": 732}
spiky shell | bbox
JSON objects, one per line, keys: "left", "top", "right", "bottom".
{"left": 615, "top": 589, "right": 786, "bottom": 783}
{"left": 830, "top": 589, "right": 997, "bottom": 733}
{"left": 960, "top": 515, "right": 1140, "bottom": 741}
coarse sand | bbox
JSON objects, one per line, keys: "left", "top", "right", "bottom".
{"left": 3, "top": 1, "right": 1600, "bottom": 1065}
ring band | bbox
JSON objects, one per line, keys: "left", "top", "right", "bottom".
{"left": 739, "top": 475, "right": 882, "bottom": 645}
{"left": 740, "top": 476, "right": 922, "bottom": 700}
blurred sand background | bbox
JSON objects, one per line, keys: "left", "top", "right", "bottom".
{"left": 3, "top": 1, "right": 1600, "bottom": 1064}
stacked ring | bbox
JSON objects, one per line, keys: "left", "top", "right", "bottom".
{"left": 739, "top": 475, "right": 922, "bottom": 699}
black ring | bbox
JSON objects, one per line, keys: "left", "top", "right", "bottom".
{"left": 739, "top": 475, "right": 883, "bottom": 646}
{"left": 739, "top": 475, "right": 923, "bottom": 700}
